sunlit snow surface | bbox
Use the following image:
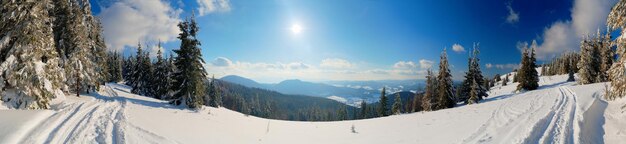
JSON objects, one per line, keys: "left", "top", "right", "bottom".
{"left": 1, "top": 74, "right": 625, "bottom": 144}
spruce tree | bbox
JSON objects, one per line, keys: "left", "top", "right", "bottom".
{"left": 517, "top": 49, "right": 530, "bottom": 91}
{"left": 359, "top": 101, "right": 367, "bottom": 119}
{"left": 598, "top": 31, "right": 613, "bottom": 82}
{"left": 527, "top": 42, "right": 539, "bottom": 90}
{"left": 421, "top": 69, "right": 437, "bottom": 111}
{"left": 377, "top": 87, "right": 389, "bottom": 117}
{"left": 152, "top": 46, "right": 170, "bottom": 99}
{"left": 206, "top": 76, "right": 222, "bottom": 107}
{"left": 0, "top": 0, "right": 65, "bottom": 109}
{"left": 171, "top": 14, "right": 208, "bottom": 108}
{"left": 502, "top": 74, "right": 509, "bottom": 86}
{"left": 606, "top": 0, "right": 626, "bottom": 100}
{"left": 436, "top": 49, "right": 455, "bottom": 109}
{"left": 392, "top": 93, "right": 402, "bottom": 115}
{"left": 577, "top": 37, "right": 598, "bottom": 84}
{"left": 130, "top": 43, "right": 146, "bottom": 94}
{"left": 460, "top": 43, "right": 487, "bottom": 103}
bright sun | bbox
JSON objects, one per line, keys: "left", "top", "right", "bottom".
{"left": 290, "top": 24, "right": 303, "bottom": 34}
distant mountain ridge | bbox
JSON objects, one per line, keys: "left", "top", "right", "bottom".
{"left": 220, "top": 75, "right": 425, "bottom": 105}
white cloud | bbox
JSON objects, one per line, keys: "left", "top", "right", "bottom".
{"left": 211, "top": 57, "right": 233, "bottom": 67}
{"left": 493, "top": 63, "right": 519, "bottom": 69}
{"left": 506, "top": 3, "right": 519, "bottom": 24}
{"left": 485, "top": 63, "right": 493, "bottom": 69}
{"left": 196, "top": 0, "right": 231, "bottom": 16}
{"left": 393, "top": 61, "right": 417, "bottom": 69}
{"left": 452, "top": 43, "right": 465, "bottom": 53}
{"left": 533, "top": 0, "right": 617, "bottom": 60}
{"left": 419, "top": 59, "right": 434, "bottom": 69}
{"left": 205, "top": 57, "right": 428, "bottom": 83}
{"left": 320, "top": 58, "right": 354, "bottom": 69}
{"left": 99, "top": 0, "right": 182, "bottom": 52}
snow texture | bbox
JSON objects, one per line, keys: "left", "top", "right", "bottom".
{"left": 0, "top": 74, "right": 625, "bottom": 143}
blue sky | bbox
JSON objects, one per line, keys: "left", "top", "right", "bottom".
{"left": 92, "top": 0, "right": 617, "bottom": 83}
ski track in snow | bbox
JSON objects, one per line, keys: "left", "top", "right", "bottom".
{"left": 3, "top": 74, "right": 617, "bottom": 144}
{"left": 16, "top": 85, "right": 172, "bottom": 144}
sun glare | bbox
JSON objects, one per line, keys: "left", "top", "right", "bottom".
{"left": 290, "top": 24, "right": 303, "bottom": 34}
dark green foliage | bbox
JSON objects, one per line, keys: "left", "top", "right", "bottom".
{"left": 217, "top": 80, "right": 354, "bottom": 121}
{"left": 436, "top": 49, "right": 455, "bottom": 110}
{"left": 459, "top": 44, "right": 488, "bottom": 103}
{"left": 107, "top": 51, "right": 123, "bottom": 82}
{"left": 171, "top": 14, "right": 207, "bottom": 109}
{"left": 392, "top": 93, "right": 402, "bottom": 114}
{"left": 206, "top": 76, "right": 222, "bottom": 107}
{"left": 152, "top": 47, "right": 173, "bottom": 99}
{"left": 377, "top": 87, "right": 389, "bottom": 117}
{"left": 517, "top": 43, "right": 539, "bottom": 91}
{"left": 359, "top": 101, "right": 368, "bottom": 119}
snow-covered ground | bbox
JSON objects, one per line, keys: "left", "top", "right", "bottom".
{"left": 0, "top": 74, "right": 625, "bottom": 144}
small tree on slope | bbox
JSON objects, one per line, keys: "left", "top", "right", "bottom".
{"left": 421, "top": 69, "right": 438, "bottom": 111}
{"left": 436, "top": 48, "right": 455, "bottom": 110}
{"left": 577, "top": 36, "right": 599, "bottom": 85}
{"left": 392, "top": 93, "right": 402, "bottom": 115}
{"left": 377, "top": 87, "right": 389, "bottom": 117}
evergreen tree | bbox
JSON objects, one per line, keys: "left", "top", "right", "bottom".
{"left": 436, "top": 49, "right": 455, "bottom": 109}
{"left": 377, "top": 87, "right": 389, "bottom": 117}
{"left": 411, "top": 93, "right": 422, "bottom": 112}
{"left": 421, "top": 69, "right": 437, "bottom": 111}
{"left": 577, "top": 36, "right": 599, "bottom": 84}
{"left": 598, "top": 31, "right": 613, "bottom": 82}
{"left": 607, "top": 0, "right": 626, "bottom": 100}
{"left": 62, "top": 0, "right": 97, "bottom": 95}
{"left": 468, "top": 79, "right": 479, "bottom": 104}
{"left": 527, "top": 42, "right": 539, "bottom": 90}
{"left": 206, "top": 76, "right": 222, "bottom": 107}
{"left": 392, "top": 93, "right": 402, "bottom": 115}
{"left": 152, "top": 45, "right": 170, "bottom": 99}
{"left": 460, "top": 43, "right": 488, "bottom": 103}
{"left": 0, "top": 0, "right": 65, "bottom": 109}
{"left": 107, "top": 51, "right": 123, "bottom": 82}
{"left": 359, "top": 101, "right": 367, "bottom": 119}
{"left": 171, "top": 14, "right": 208, "bottom": 108}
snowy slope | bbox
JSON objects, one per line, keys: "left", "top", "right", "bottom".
{"left": 0, "top": 74, "right": 625, "bottom": 143}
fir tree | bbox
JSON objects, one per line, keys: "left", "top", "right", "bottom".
{"left": 468, "top": 79, "right": 480, "bottom": 104}
{"left": 377, "top": 87, "right": 389, "bottom": 117}
{"left": 460, "top": 43, "right": 488, "bottom": 103}
{"left": 359, "top": 101, "right": 367, "bottom": 119}
{"left": 0, "top": 0, "right": 65, "bottom": 109}
{"left": 152, "top": 45, "right": 170, "bottom": 99}
{"left": 436, "top": 49, "right": 455, "bottom": 110}
{"left": 392, "top": 93, "right": 402, "bottom": 115}
{"left": 527, "top": 42, "right": 539, "bottom": 90}
{"left": 171, "top": 14, "right": 208, "bottom": 108}
{"left": 502, "top": 74, "right": 509, "bottom": 86}
{"left": 577, "top": 36, "right": 599, "bottom": 84}
{"left": 206, "top": 76, "right": 222, "bottom": 107}
{"left": 606, "top": 0, "right": 626, "bottom": 100}
{"left": 421, "top": 69, "right": 437, "bottom": 111}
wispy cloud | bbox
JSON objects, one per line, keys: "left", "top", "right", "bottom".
{"left": 320, "top": 58, "right": 354, "bottom": 69}
{"left": 196, "top": 0, "right": 231, "bottom": 16}
{"left": 419, "top": 59, "right": 434, "bottom": 69}
{"left": 506, "top": 2, "right": 519, "bottom": 24}
{"left": 206, "top": 57, "right": 428, "bottom": 83}
{"left": 485, "top": 63, "right": 519, "bottom": 69}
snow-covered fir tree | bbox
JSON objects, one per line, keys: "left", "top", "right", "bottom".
{"left": 606, "top": 0, "right": 626, "bottom": 100}
{"left": 392, "top": 93, "right": 402, "bottom": 115}
{"left": 206, "top": 76, "right": 222, "bottom": 107}
{"left": 468, "top": 79, "right": 479, "bottom": 104}
{"left": 377, "top": 87, "right": 389, "bottom": 117}
{"left": 171, "top": 14, "right": 208, "bottom": 108}
{"left": 577, "top": 36, "right": 600, "bottom": 85}
{"left": 61, "top": 0, "right": 98, "bottom": 95}
{"left": 0, "top": 0, "right": 66, "bottom": 109}
{"left": 459, "top": 43, "right": 488, "bottom": 103}
{"left": 502, "top": 74, "right": 509, "bottom": 86}
{"left": 436, "top": 49, "right": 455, "bottom": 110}
{"left": 107, "top": 51, "right": 123, "bottom": 82}
{"left": 517, "top": 43, "right": 539, "bottom": 91}
{"left": 422, "top": 69, "right": 438, "bottom": 111}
